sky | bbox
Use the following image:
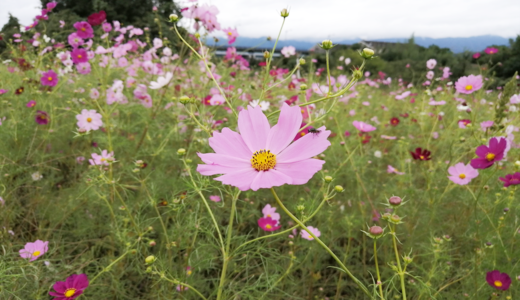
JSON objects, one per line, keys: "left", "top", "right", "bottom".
{"left": 1, "top": 0, "right": 520, "bottom": 41}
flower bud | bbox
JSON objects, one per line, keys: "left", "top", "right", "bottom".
{"left": 334, "top": 185, "right": 344, "bottom": 192}
{"left": 369, "top": 225, "right": 383, "bottom": 236}
{"left": 299, "top": 58, "right": 306, "bottom": 65}
{"left": 515, "top": 161, "right": 520, "bottom": 167}
{"left": 280, "top": 8, "right": 289, "bottom": 18}
{"left": 179, "top": 96, "right": 191, "bottom": 104}
{"left": 263, "top": 51, "right": 270, "bottom": 59}
{"left": 149, "top": 240, "right": 156, "bottom": 247}
{"left": 169, "top": 14, "right": 179, "bottom": 22}
{"left": 504, "top": 207, "right": 510, "bottom": 213}
{"left": 177, "top": 148, "right": 186, "bottom": 156}
{"left": 145, "top": 255, "right": 156, "bottom": 264}
{"left": 443, "top": 235, "right": 452, "bottom": 242}
{"left": 320, "top": 40, "right": 333, "bottom": 50}
{"left": 324, "top": 176, "right": 333, "bottom": 183}
{"left": 403, "top": 256, "right": 413, "bottom": 264}
{"left": 388, "top": 196, "right": 402, "bottom": 206}
{"left": 360, "top": 48, "right": 375, "bottom": 59}
{"left": 297, "top": 205, "right": 305, "bottom": 211}
{"left": 352, "top": 68, "right": 363, "bottom": 80}
{"left": 194, "top": 33, "right": 200, "bottom": 39}
{"left": 300, "top": 84, "right": 308, "bottom": 90}
{"left": 390, "top": 214, "right": 401, "bottom": 223}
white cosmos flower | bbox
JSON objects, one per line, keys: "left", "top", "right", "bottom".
{"left": 149, "top": 72, "right": 173, "bottom": 90}
{"left": 259, "top": 101, "right": 270, "bottom": 111}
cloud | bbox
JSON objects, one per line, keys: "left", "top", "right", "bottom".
{"left": 0, "top": 0, "right": 41, "bottom": 29}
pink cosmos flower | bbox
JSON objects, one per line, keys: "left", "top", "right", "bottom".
{"left": 0, "top": 89, "right": 7, "bottom": 95}
{"left": 209, "top": 94, "right": 226, "bottom": 106}
{"left": 455, "top": 75, "right": 483, "bottom": 94}
{"left": 90, "top": 88, "right": 99, "bottom": 99}
{"left": 262, "top": 204, "right": 280, "bottom": 221}
{"left": 68, "top": 33, "right": 84, "bottom": 48}
{"left": 472, "top": 53, "right": 481, "bottom": 59}
{"left": 89, "top": 150, "right": 115, "bottom": 166}
{"left": 223, "top": 27, "right": 238, "bottom": 44}
{"left": 41, "top": 70, "right": 58, "bottom": 87}
{"left": 480, "top": 121, "right": 494, "bottom": 130}
{"left": 76, "top": 109, "right": 103, "bottom": 131}
{"left": 19, "top": 240, "right": 48, "bottom": 261}
{"left": 182, "top": 4, "right": 221, "bottom": 32}
{"left": 209, "top": 195, "right": 221, "bottom": 202}
{"left": 447, "top": 162, "right": 478, "bottom": 185}
{"left": 352, "top": 121, "right": 376, "bottom": 132}
{"left": 46, "top": 1, "right": 57, "bottom": 10}
{"left": 510, "top": 94, "right": 520, "bottom": 104}
{"left": 499, "top": 172, "right": 520, "bottom": 188}
{"left": 381, "top": 135, "right": 397, "bottom": 140}
{"left": 387, "top": 165, "right": 405, "bottom": 175}
{"left": 458, "top": 119, "right": 471, "bottom": 129}
{"left": 76, "top": 62, "right": 91, "bottom": 75}
{"left": 300, "top": 226, "right": 321, "bottom": 240}
{"left": 26, "top": 100, "right": 37, "bottom": 108}
{"left": 429, "top": 99, "right": 446, "bottom": 106}
{"left": 258, "top": 217, "right": 281, "bottom": 231}
{"left": 281, "top": 46, "right": 296, "bottom": 58}
{"left": 74, "top": 21, "right": 94, "bottom": 39}
{"left": 196, "top": 103, "right": 330, "bottom": 191}
{"left": 49, "top": 274, "right": 89, "bottom": 299}
{"left": 484, "top": 47, "right": 498, "bottom": 55}
{"left": 71, "top": 48, "right": 88, "bottom": 64}
{"left": 470, "top": 137, "right": 507, "bottom": 169}
{"left": 426, "top": 59, "right": 437, "bottom": 69}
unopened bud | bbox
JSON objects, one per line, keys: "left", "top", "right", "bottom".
{"left": 352, "top": 68, "right": 363, "bottom": 80}
{"left": 334, "top": 185, "right": 344, "bottom": 192}
{"left": 403, "top": 256, "right": 413, "bottom": 264}
{"left": 324, "top": 176, "right": 333, "bottom": 183}
{"left": 299, "top": 58, "right": 306, "bottom": 65}
{"left": 169, "top": 14, "right": 179, "bottom": 22}
{"left": 280, "top": 8, "right": 289, "bottom": 18}
{"left": 263, "top": 51, "right": 270, "bottom": 59}
{"left": 300, "top": 84, "right": 308, "bottom": 90}
{"left": 443, "top": 235, "right": 452, "bottom": 241}
{"left": 388, "top": 196, "right": 402, "bottom": 206}
{"left": 320, "top": 40, "right": 333, "bottom": 50}
{"left": 297, "top": 205, "right": 305, "bottom": 211}
{"left": 149, "top": 240, "right": 156, "bottom": 247}
{"left": 369, "top": 225, "right": 383, "bottom": 236}
{"left": 145, "top": 255, "right": 156, "bottom": 264}
{"left": 179, "top": 96, "right": 191, "bottom": 104}
{"left": 177, "top": 148, "right": 186, "bottom": 156}
{"left": 360, "top": 48, "right": 375, "bottom": 59}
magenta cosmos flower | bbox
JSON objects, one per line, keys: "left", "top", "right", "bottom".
{"left": 485, "top": 47, "right": 498, "bottom": 55}
{"left": 41, "top": 70, "right": 58, "bottom": 87}
{"left": 499, "top": 172, "right": 520, "bottom": 188}
{"left": 223, "top": 27, "right": 238, "bottom": 44}
{"left": 470, "top": 137, "right": 506, "bottom": 169}
{"left": 447, "top": 162, "right": 478, "bottom": 185}
{"left": 486, "top": 270, "right": 511, "bottom": 290}
{"left": 455, "top": 75, "right": 483, "bottom": 94}
{"left": 73, "top": 21, "right": 94, "bottom": 39}
{"left": 196, "top": 103, "right": 330, "bottom": 191}
{"left": 71, "top": 48, "right": 88, "bottom": 64}
{"left": 352, "top": 121, "right": 376, "bottom": 132}
{"left": 50, "top": 273, "right": 89, "bottom": 299}
{"left": 76, "top": 109, "right": 103, "bottom": 131}
{"left": 35, "top": 110, "right": 49, "bottom": 125}
{"left": 19, "top": 240, "right": 48, "bottom": 261}
{"left": 258, "top": 217, "right": 281, "bottom": 231}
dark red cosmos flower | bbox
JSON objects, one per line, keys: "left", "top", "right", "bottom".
{"left": 87, "top": 11, "right": 106, "bottom": 26}
{"left": 390, "top": 117, "right": 400, "bottom": 126}
{"left": 15, "top": 58, "right": 32, "bottom": 71}
{"left": 486, "top": 270, "right": 511, "bottom": 290}
{"left": 285, "top": 95, "right": 298, "bottom": 106}
{"left": 359, "top": 132, "right": 371, "bottom": 144}
{"left": 15, "top": 87, "right": 24, "bottom": 95}
{"left": 499, "top": 172, "right": 520, "bottom": 188}
{"left": 410, "top": 147, "right": 431, "bottom": 161}
{"left": 400, "top": 113, "right": 409, "bottom": 118}
{"left": 35, "top": 110, "right": 49, "bottom": 125}
{"left": 288, "top": 81, "right": 296, "bottom": 90}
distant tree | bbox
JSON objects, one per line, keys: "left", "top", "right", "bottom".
{"left": 0, "top": 14, "right": 21, "bottom": 56}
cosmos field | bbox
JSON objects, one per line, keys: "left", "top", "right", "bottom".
{"left": 1, "top": 2, "right": 520, "bottom": 300}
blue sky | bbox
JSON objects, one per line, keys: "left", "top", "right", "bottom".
{"left": 2, "top": 0, "right": 520, "bottom": 40}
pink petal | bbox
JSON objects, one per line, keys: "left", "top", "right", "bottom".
{"left": 475, "top": 145, "right": 489, "bottom": 157}
{"left": 275, "top": 159, "right": 325, "bottom": 184}
{"left": 238, "top": 105, "right": 270, "bottom": 152}
{"left": 197, "top": 164, "right": 241, "bottom": 176}
{"left": 277, "top": 126, "right": 331, "bottom": 163}
{"left": 209, "top": 128, "right": 251, "bottom": 159}
{"left": 214, "top": 168, "right": 259, "bottom": 191}
{"left": 265, "top": 103, "right": 302, "bottom": 155}
{"left": 250, "top": 169, "right": 293, "bottom": 191}
{"left": 197, "top": 153, "right": 250, "bottom": 168}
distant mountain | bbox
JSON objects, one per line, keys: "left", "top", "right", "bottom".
{"left": 212, "top": 35, "right": 513, "bottom": 53}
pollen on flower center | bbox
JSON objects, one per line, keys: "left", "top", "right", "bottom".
{"left": 64, "top": 288, "right": 76, "bottom": 297}
{"left": 78, "top": 55, "right": 82, "bottom": 58}
{"left": 465, "top": 85, "right": 473, "bottom": 91}
{"left": 251, "top": 149, "right": 276, "bottom": 171}
{"left": 494, "top": 281, "right": 502, "bottom": 287}
{"left": 48, "top": 77, "right": 53, "bottom": 81}
{"left": 459, "top": 173, "right": 466, "bottom": 179}
{"left": 32, "top": 251, "right": 41, "bottom": 256}
{"left": 228, "top": 32, "right": 232, "bottom": 36}
{"left": 486, "top": 153, "right": 495, "bottom": 161}
{"left": 265, "top": 224, "right": 272, "bottom": 229}
{"left": 86, "top": 117, "right": 92, "bottom": 122}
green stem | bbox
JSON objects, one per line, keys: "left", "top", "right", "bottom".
{"left": 270, "top": 188, "right": 372, "bottom": 298}
{"left": 390, "top": 225, "right": 406, "bottom": 300}
{"left": 374, "top": 240, "right": 384, "bottom": 300}
{"left": 259, "top": 18, "right": 286, "bottom": 101}
{"left": 155, "top": 270, "right": 208, "bottom": 300}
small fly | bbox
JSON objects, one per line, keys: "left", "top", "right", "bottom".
{"left": 308, "top": 128, "right": 321, "bottom": 137}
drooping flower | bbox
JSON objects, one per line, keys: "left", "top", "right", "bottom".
{"left": 19, "top": 240, "right": 48, "bottom": 261}
{"left": 76, "top": 109, "right": 103, "bottom": 131}
{"left": 484, "top": 47, "right": 498, "bottom": 55}
{"left": 447, "top": 163, "right": 478, "bottom": 185}
{"left": 41, "top": 70, "right": 58, "bottom": 87}
{"left": 89, "top": 150, "right": 115, "bottom": 166}
{"left": 73, "top": 21, "right": 94, "bottom": 39}
{"left": 486, "top": 270, "right": 511, "bottom": 291}
{"left": 455, "top": 75, "right": 483, "bottom": 94}
{"left": 387, "top": 165, "right": 405, "bottom": 175}
{"left": 300, "top": 226, "right": 321, "bottom": 241}
{"left": 149, "top": 72, "right": 173, "bottom": 89}
{"left": 49, "top": 274, "right": 89, "bottom": 299}
{"left": 426, "top": 59, "right": 437, "bottom": 69}
{"left": 35, "top": 110, "right": 49, "bottom": 125}
{"left": 470, "top": 137, "right": 507, "bottom": 169}
{"left": 262, "top": 204, "right": 280, "bottom": 221}
{"left": 499, "top": 172, "right": 520, "bottom": 188}
{"left": 352, "top": 121, "right": 376, "bottom": 132}
{"left": 196, "top": 103, "right": 331, "bottom": 191}
{"left": 410, "top": 148, "right": 431, "bottom": 161}
{"left": 258, "top": 217, "right": 281, "bottom": 231}
{"left": 223, "top": 27, "right": 238, "bottom": 44}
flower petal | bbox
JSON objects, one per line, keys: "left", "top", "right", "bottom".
{"left": 197, "top": 164, "right": 242, "bottom": 176}
{"left": 475, "top": 145, "right": 489, "bottom": 158}
{"left": 238, "top": 105, "right": 271, "bottom": 152}
{"left": 197, "top": 153, "right": 250, "bottom": 168}
{"left": 265, "top": 103, "right": 302, "bottom": 155}
{"left": 277, "top": 126, "right": 331, "bottom": 163}
{"left": 275, "top": 159, "right": 325, "bottom": 184}
{"left": 214, "top": 168, "right": 259, "bottom": 191}
{"left": 209, "top": 128, "right": 251, "bottom": 159}
{"left": 250, "top": 169, "right": 293, "bottom": 191}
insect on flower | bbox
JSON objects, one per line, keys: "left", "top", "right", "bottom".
{"left": 308, "top": 128, "right": 321, "bottom": 136}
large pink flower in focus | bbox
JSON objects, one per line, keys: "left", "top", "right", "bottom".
{"left": 455, "top": 75, "right": 483, "bottom": 94}
{"left": 197, "top": 103, "right": 330, "bottom": 191}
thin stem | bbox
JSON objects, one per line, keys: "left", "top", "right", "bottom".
{"left": 326, "top": 50, "right": 331, "bottom": 94}
{"left": 259, "top": 18, "right": 286, "bottom": 101}
{"left": 155, "top": 269, "right": 208, "bottom": 300}
{"left": 374, "top": 240, "right": 384, "bottom": 300}
{"left": 390, "top": 225, "right": 406, "bottom": 300}
{"left": 270, "top": 188, "right": 372, "bottom": 298}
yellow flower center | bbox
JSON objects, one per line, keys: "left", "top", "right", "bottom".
{"left": 187, "top": 270, "right": 192, "bottom": 276}
{"left": 494, "top": 280, "right": 502, "bottom": 287}
{"left": 459, "top": 174, "right": 466, "bottom": 179}
{"left": 40, "top": 115, "right": 46, "bottom": 119}
{"left": 65, "top": 288, "right": 76, "bottom": 297}
{"left": 251, "top": 149, "right": 276, "bottom": 171}
{"left": 419, "top": 155, "right": 424, "bottom": 160}
{"left": 86, "top": 117, "right": 92, "bottom": 122}
{"left": 228, "top": 31, "right": 233, "bottom": 36}
{"left": 48, "top": 76, "right": 53, "bottom": 81}
{"left": 81, "top": 27, "right": 86, "bottom": 31}
{"left": 486, "top": 153, "right": 495, "bottom": 161}
{"left": 265, "top": 224, "right": 272, "bottom": 229}
{"left": 32, "top": 250, "right": 41, "bottom": 256}
{"left": 465, "top": 85, "right": 473, "bottom": 91}
{"left": 78, "top": 55, "right": 82, "bottom": 58}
